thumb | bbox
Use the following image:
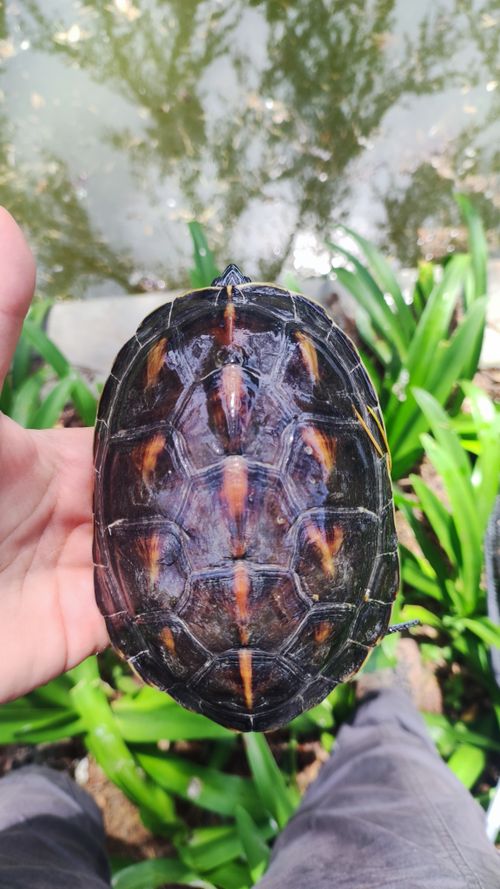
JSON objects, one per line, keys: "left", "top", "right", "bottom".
{"left": 0, "top": 207, "right": 36, "bottom": 389}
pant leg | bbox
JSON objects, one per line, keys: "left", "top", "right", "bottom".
{"left": 0, "top": 764, "right": 111, "bottom": 889}
{"left": 256, "top": 689, "right": 500, "bottom": 889}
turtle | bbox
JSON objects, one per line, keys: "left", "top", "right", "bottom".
{"left": 93, "top": 264, "right": 401, "bottom": 732}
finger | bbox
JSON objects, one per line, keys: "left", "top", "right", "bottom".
{"left": 0, "top": 207, "right": 36, "bottom": 387}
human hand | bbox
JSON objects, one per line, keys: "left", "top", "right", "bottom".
{"left": 0, "top": 208, "right": 109, "bottom": 702}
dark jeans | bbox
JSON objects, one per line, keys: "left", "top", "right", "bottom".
{"left": 0, "top": 690, "right": 498, "bottom": 889}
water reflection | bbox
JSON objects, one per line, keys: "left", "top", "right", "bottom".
{"left": 0, "top": 0, "right": 498, "bottom": 297}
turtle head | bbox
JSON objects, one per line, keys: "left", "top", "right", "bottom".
{"left": 212, "top": 264, "right": 252, "bottom": 287}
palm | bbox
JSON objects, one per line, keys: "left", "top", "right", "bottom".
{"left": 0, "top": 207, "right": 108, "bottom": 702}
{"left": 0, "top": 414, "right": 108, "bottom": 701}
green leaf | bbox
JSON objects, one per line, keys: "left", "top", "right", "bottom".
{"left": 461, "top": 382, "right": 500, "bottom": 534}
{"left": 0, "top": 704, "right": 84, "bottom": 744}
{"left": 71, "top": 377, "right": 98, "bottom": 426}
{"left": 137, "top": 752, "right": 262, "bottom": 819}
{"left": 424, "top": 713, "right": 500, "bottom": 753}
{"left": 243, "top": 734, "right": 297, "bottom": 829}
{"left": 22, "top": 319, "right": 70, "bottom": 377}
{"left": 113, "top": 695, "right": 233, "bottom": 742}
{"left": 180, "top": 823, "right": 274, "bottom": 873}
{"left": 69, "top": 658, "right": 177, "bottom": 830}
{"left": 31, "top": 375, "right": 75, "bottom": 428}
{"left": 399, "top": 546, "right": 444, "bottom": 601}
{"left": 329, "top": 259, "right": 407, "bottom": 360}
{"left": 206, "top": 861, "right": 250, "bottom": 889}
{"left": 397, "top": 494, "right": 450, "bottom": 586}
{"left": 189, "top": 222, "right": 220, "bottom": 288}
{"left": 235, "top": 805, "right": 270, "bottom": 882}
{"left": 412, "top": 261, "right": 435, "bottom": 313}
{"left": 112, "top": 858, "right": 215, "bottom": 889}
{"left": 10, "top": 370, "right": 45, "bottom": 426}
{"left": 399, "top": 604, "right": 443, "bottom": 630}
{"left": 386, "top": 255, "right": 470, "bottom": 454}
{"left": 447, "top": 744, "right": 486, "bottom": 789}
{"left": 335, "top": 224, "right": 415, "bottom": 341}
{"left": 421, "top": 436, "right": 481, "bottom": 613}
{"left": 460, "top": 617, "right": 500, "bottom": 649}
{"left": 409, "top": 474, "right": 461, "bottom": 569}
{"left": 12, "top": 299, "right": 52, "bottom": 389}
{"left": 455, "top": 193, "right": 488, "bottom": 302}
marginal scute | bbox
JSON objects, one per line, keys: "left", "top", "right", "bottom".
{"left": 193, "top": 652, "right": 300, "bottom": 713}
{"left": 94, "top": 278, "right": 399, "bottom": 732}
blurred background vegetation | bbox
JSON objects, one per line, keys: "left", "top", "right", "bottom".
{"left": 0, "top": 1, "right": 499, "bottom": 888}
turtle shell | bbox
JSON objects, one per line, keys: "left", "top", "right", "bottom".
{"left": 93, "top": 265, "right": 399, "bottom": 732}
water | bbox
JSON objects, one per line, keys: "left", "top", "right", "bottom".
{"left": 0, "top": 0, "right": 498, "bottom": 299}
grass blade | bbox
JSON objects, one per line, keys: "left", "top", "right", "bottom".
{"left": 31, "top": 375, "right": 75, "bottom": 429}
{"left": 113, "top": 695, "right": 233, "bottom": 742}
{"left": 455, "top": 193, "right": 487, "bottom": 302}
{"left": 329, "top": 255, "right": 408, "bottom": 359}
{"left": 112, "top": 858, "right": 215, "bottom": 889}
{"left": 447, "top": 744, "right": 486, "bottom": 790}
{"left": 22, "top": 319, "right": 70, "bottom": 377}
{"left": 243, "top": 734, "right": 297, "bottom": 829}
{"left": 189, "top": 222, "right": 220, "bottom": 288}
{"left": 10, "top": 370, "right": 45, "bottom": 426}
{"left": 137, "top": 751, "right": 262, "bottom": 819}
{"left": 335, "top": 224, "right": 415, "bottom": 341}
{"left": 235, "top": 805, "right": 269, "bottom": 883}
{"left": 69, "top": 658, "right": 177, "bottom": 830}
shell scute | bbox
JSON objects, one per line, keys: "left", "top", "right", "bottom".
{"left": 179, "top": 567, "right": 308, "bottom": 654}
{"left": 134, "top": 612, "right": 209, "bottom": 681}
{"left": 106, "top": 524, "right": 188, "bottom": 615}
{"left": 291, "top": 508, "right": 379, "bottom": 605}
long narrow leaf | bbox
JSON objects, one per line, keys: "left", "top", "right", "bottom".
{"left": 137, "top": 751, "right": 262, "bottom": 819}
{"left": 235, "top": 805, "right": 270, "bottom": 883}
{"left": 335, "top": 224, "right": 415, "bottom": 341}
{"left": 243, "top": 734, "right": 297, "bottom": 829}
{"left": 69, "top": 658, "right": 177, "bottom": 830}
{"left": 189, "top": 222, "right": 220, "bottom": 288}
{"left": 112, "top": 858, "right": 215, "bottom": 889}
{"left": 456, "top": 193, "right": 488, "bottom": 302}
{"left": 31, "top": 375, "right": 75, "bottom": 428}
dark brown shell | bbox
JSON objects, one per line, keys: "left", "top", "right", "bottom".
{"left": 93, "top": 276, "right": 399, "bottom": 731}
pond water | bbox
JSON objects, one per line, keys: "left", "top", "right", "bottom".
{"left": 0, "top": 0, "right": 498, "bottom": 298}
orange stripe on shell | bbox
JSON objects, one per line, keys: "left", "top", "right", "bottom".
{"left": 222, "top": 456, "right": 248, "bottom": 521}
{"left": 302, "top": 427, "right": 336, "bottom": 478}
{"left": 132, "top": 432, "right": 165, "bottom": 486}
{"left": 145, "top": 337, "right": 167, "bottom": 389}
{"left": 306, "top": 522, "right": 344, "bottom": 577}
{"left": 220, "top": 364, "right": 244, "bottom": 424}
{"left": 224, "top": 302, "right": 236, "bottom": 344}
{"left": 239, "top": 649, "right": 253, "bottom": 710}
{"left": 314, "top": 621, "right": 332, "bottom": 644}
{"left": 161, "top": 626, "right": 176, "bottom": 655}
{"left": 234, "top": 562, "right": 250, "bottom": 645}
{"left": 135, "top": 533, "right": 161, "bottom": 588}
{"left": 296, "top": 331, "right": 319, "bottom": 381}
{"left": 221, "top": 456, "right": 248, "bottom": 558}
